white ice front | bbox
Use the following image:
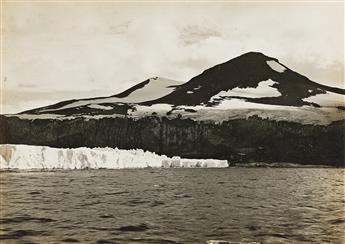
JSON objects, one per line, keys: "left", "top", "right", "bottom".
{"left": 0, "top": 144, "right": 228, "bottom": 170}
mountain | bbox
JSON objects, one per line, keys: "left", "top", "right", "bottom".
{"left": 1, "top": 52, "right": 344, "bottom": 166}
{"left": 135, "top": 52, "right": 343, "bottom": 125}
{"left": 149, "top": 52, "right": 344, "bottom": 107}
{"left": 21, "top": 52, "right": 344, "bottom": 120}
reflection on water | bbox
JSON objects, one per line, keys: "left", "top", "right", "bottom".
{"left": 0, "top": 168, "right": 344, "bottom": 243}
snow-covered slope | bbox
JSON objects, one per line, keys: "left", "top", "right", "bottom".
{"left": 0, "top": 144, "right": 228, "bottom": 170}
{"left": 28, "top": 77, "right": 182, "bottom": 114}
{"left": 302, "top": 91, "right": 345, "bottom": 107}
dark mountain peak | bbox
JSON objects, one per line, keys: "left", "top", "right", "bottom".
{"left": 232, "top": 51, "right": 275, "bottom": 61}
{"left": 187, "top": 52, "right": 283, "bottom": 87}
{"left": 218, "top": 51, "right": 279, "bottom": 68}
{"left": 210, "top": 51, "right": 282, "bottom": 74}
{"left": 150, "top": 52, "right": 343, "bottom": 107}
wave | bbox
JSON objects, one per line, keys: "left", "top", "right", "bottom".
{"left": 0, "top": 144, "right": 228, "bottom": 170}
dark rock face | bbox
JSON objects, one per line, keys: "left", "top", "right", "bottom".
{"left": 1, "top": 115, "right": 344, "bottom": 166}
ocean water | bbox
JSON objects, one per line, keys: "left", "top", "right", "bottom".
{"left": 0, "top": 168, "right": 344, "bottom": 244}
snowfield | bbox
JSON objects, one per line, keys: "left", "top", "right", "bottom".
{"left": 0, "top": 144, "right": 228, "bottom": 170}
{"left": 302, "top": 91, "right": 345, "bottom": 107}
{"left": 209, "top": 79, "right": 281, "bottom": 99}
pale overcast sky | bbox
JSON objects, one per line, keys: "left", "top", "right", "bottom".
{"left": 2, "top": 1, "right": 344, "bottom": 114}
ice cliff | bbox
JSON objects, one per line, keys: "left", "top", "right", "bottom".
{"left": 0, "top": 144, "right": 228, "bottom": 170}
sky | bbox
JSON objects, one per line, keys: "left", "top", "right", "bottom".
{"left": 1, "top": 1, "right": 344, "bottom": 114}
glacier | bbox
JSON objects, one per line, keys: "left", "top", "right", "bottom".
{"left": 0, "top": 144, "right": 228, "bottom": 170}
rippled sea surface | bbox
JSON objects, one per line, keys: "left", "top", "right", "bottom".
{"left": 0, "top": 168, "right": 344, "bottom": 244}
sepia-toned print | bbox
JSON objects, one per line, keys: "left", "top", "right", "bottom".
{"left": 0, "top": 1, "right": 344, "bottom": 243}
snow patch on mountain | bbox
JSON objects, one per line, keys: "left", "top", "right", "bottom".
{"left": 215, "top": 98, "right": 284, "bottom": 110}
{"left": 303, "top": 91, "right": 345, "bottom": 107}
{"left": 42, "top": 77, "right": 182, "bottom": 112}
{"left": 266, "top": 60, "right": 286, "bottom": 73}
{"left": 88, "top": 104, "right": 113, "bottom": 110}
{"left": 0, "top": 144, "right": 228, "bottom": 170}
{"left": 210, "top": 79, "right": 281, "bottom": 100}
